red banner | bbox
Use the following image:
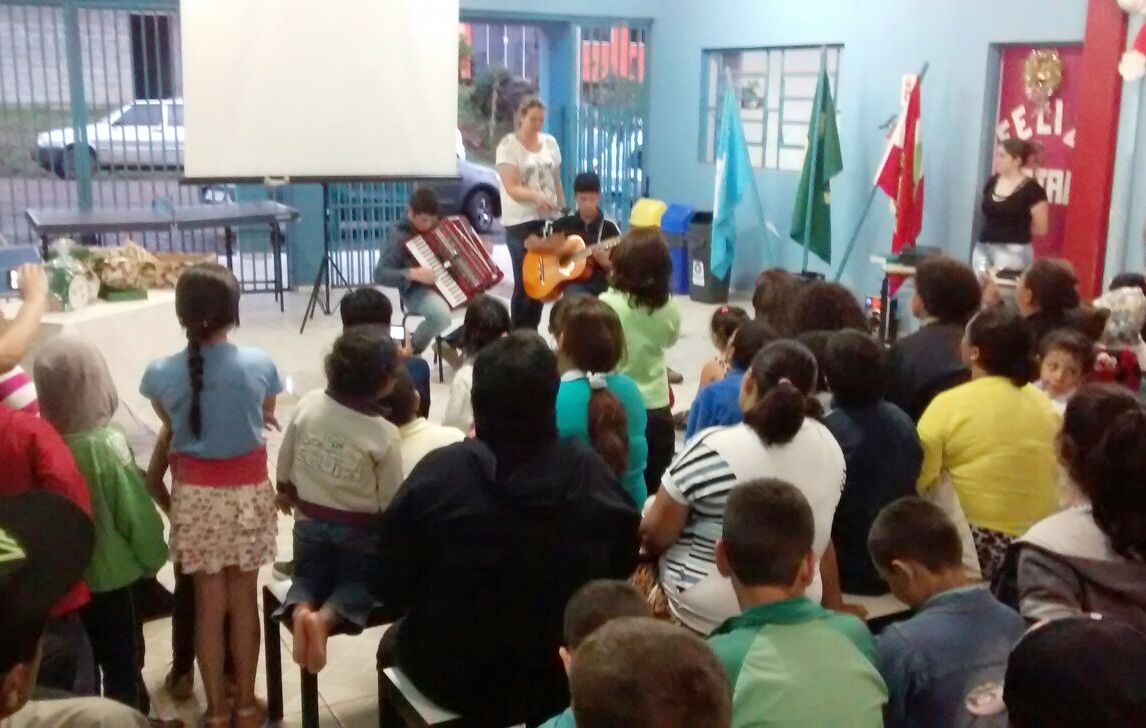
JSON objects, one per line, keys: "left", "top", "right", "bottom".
{"left": 994, "top": 45, "right": 1083, "bottom": 257}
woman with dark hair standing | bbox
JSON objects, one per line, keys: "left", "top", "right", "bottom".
{"left": 974, "top": 139, "right": 1049, "bottom": 275}
{"left": 1003, "top": 384, "right": 1146, "bottom": 631}
{"left": 640, "top": 341, "right": 846, "bottom": 634}
{"left": 496, "top": 96, "right": 565, "bottom": 331}
{"left": 602, "top": 229, "right": 682, "bottom": 496}
{"left": 554, "top": 296, "right": 648, "bottom": 508}
{"left": 916, "top": 308, "right": 1059, "bottom": 581}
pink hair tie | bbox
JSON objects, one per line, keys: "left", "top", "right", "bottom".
{"left": 778, "top": 377, "right": 793, "bottom": 387}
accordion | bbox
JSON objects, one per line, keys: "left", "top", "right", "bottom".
{"left": 405, "top": 216, "right": 504, "bottom": 309}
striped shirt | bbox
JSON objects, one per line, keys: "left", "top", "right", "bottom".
{"left": 659, "top": 421, "right": 846, "bottom": 632}
{"left": 0, "top": 365, "right": 38, "bottom": 414}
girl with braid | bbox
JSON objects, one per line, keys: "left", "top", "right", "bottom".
{"left": 141, "top": 263, "right": 282, "bottom": 728}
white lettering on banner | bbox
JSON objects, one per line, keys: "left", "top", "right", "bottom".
{"left": 996, "top": 102, "right": 1075, "bottom": 155}
{"left": 1011, "top": 107, "right": 1033, "bottom": 140}
{"left": 1034, "top": 169, "right": 1072, "bottom": 206}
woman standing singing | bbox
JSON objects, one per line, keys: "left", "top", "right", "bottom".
{"left": 496, "top": 96, "right": 565, "bottom": 330}
{"left": 973, "top": 139, "right": 1049, "bottom": 275}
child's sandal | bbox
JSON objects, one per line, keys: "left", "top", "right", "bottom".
{"left": 233, "top": 700, "right": 268, "bottom": 728}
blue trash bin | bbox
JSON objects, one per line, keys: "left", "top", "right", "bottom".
{"left": 661, "top": 204, "right": 694, "bottom": 296}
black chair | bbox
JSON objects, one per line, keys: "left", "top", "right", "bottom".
{"left": 262, "top": 582, "right": 391, "bottom": 728}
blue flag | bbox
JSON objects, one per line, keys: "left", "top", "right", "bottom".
{"left": 711, "top": 85, "right": 766, "bottom": 280}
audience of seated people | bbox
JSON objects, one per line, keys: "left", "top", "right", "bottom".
{"left": 869, "top": 498, "right": 1024, "bottom": 727}
{"left": 823, "top": 330, "right": 923, "bottom": 595}
{"left": 886, "top": 257, "right": 982, "bottom": 420}
{"left": 709, "top": 479, "right": 887, "bottom": 726}
{"left": 686, "top": 319, "right": 776, "bottom": 440}
{"left": 642, "top": 340, "right": 847, "bottom": 634}
{"left": 12, "top": 244, "right": 1146, "bottom": 727}
{"left": 373, "top": 332, "right": 640, "bottom": 725}
{"left": 916, "top": 307, "right": 1060, "bottom": 581}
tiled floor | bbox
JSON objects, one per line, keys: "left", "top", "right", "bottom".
{"left": 112, "top": 244, "right": 742, "bottom": 726}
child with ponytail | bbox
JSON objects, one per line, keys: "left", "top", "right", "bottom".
{"left": 641, "top": 341, "right": 847, "bottom": 634}
{"left": 140, "top": 263, "right": 281, "bottom": 728}
{"left": 554, "top": 296, "right": 648, "bottom": 508}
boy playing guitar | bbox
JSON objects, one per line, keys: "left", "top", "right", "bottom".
{"left": 525, "top": 172, "right": 621, "bottom": 298}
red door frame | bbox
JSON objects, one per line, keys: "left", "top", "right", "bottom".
{"left": 1062, "top": 0, "right": 1128, "bottom": 297}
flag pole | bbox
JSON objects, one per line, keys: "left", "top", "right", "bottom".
{"left": 833, "top": 61, "right": 930, "bottom": 283}
{"left": 801, "top": 46, "right": 828, "bottom": 273}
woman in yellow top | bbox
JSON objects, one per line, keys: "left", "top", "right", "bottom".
{"left": 917, "top": 307, "right": 1059, "bottom": 580}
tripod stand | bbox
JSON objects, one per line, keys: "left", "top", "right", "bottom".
{"left": 299, "top": 183, "right": 351, "bottom": 334}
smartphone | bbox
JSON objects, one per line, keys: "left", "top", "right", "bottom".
{"left": 6, "top": 270, "right": 17, "bottom": 291}
{"left": 390, "top": 324, "right": 406, "bottom": 342}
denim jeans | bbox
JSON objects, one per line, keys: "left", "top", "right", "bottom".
{"left": 505, "top": 222, "right": 544, "bottom": 330}
{"left": 278, "top": 517, "right": 381, "bottom": 631}
{"left": 403, "top": 285, "right": 453, "bottom": 354}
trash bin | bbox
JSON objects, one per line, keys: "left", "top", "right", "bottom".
{"left": 687, "top": 211, "right": 730, "bottom": 304}
{"left": 661, "top": 204, "right": 694, "bottom": 296}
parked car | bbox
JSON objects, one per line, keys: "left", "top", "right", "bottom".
{"left": 197, "top": 129, "right": 501, "bottom": 234}
{"left": 34, "top": 98, "right": 183, "bottom": 179}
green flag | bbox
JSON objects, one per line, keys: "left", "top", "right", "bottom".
{"left": 790, "top": 64, "right": 843, "bottom": 265}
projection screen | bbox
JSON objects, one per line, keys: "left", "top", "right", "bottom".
{"left": 179, "top": 0, "right": 459, "bottom": 181}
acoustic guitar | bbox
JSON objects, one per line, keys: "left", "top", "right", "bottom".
{"left": 522, "top": 233, "right": 626, "bottom": 301}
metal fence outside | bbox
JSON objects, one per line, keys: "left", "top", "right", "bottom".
{"left": 0, "top": 0, "right": 282, "bottom": 292}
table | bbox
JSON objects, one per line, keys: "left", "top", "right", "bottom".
{"left": 26, "top": 201, "right": 299, "bottom": 312}
{"left": 872, "top": 255, "right": 1016, "bottom": 343}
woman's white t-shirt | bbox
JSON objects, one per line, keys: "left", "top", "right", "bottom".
{"left": 659, "top": 420, "right": 846, "bottom": 634}
{"left": 441, "top": 362, "right": 475, "bottom": 434}
{"left": 496, "top": 133, "right": 562, "bottom": 226}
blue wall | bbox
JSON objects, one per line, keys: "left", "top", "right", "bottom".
{"left": 645, "top": 0, "right": 1090, "bottom": 294}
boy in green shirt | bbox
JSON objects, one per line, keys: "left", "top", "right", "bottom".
{"left": 708, "top": 478, "right": 887, "bottom": 727}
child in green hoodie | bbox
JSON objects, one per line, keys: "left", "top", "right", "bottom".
{"left": 34, "top": 336, "right": 168, "bottom": 712}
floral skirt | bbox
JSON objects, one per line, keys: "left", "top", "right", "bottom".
{"left": 169, "top": 479, "right": 278, "bottom": 575}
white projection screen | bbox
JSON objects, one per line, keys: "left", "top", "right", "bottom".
{"left": 180, "top": 0, "right": 459, "bottom": 181}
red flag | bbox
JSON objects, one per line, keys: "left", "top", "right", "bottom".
{"left": 875, "top": 75, "right": 924, "bottom": 254}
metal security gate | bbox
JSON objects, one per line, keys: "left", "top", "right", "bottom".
{"left": 325, "top": 182, "right": 411, "bottom": 287}
{"left": 572, "top": 23, "right": 649, "bottom": 224}
{"left": 0, "top": 0, "right": 281, "bottom": 293}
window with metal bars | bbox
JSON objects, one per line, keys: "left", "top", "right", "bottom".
{"left": 699, "top": 45, "right": 842, "bottom": 171}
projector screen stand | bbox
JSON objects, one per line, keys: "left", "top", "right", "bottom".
{"left": 299, "top": 183, "right": 351, "bottom": 334}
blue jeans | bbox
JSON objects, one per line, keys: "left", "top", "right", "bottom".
{"left": 505, "top": 222, "right": 545, "bottom": 330}
{"left": 278, "top": 517, "right": 381, "bottom": 631}
{"left": 403, "top": 285, "right": 453, "bottom": 354}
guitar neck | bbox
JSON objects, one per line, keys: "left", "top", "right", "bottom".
{"left": 572, "top": 234, "right": 625, "bottom": 262}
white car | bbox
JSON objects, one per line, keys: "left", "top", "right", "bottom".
{"left": 34, "top": 99, "right": 183, "bottom": 178}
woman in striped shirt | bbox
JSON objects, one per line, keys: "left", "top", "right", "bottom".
{"left": 641, "top": 340, "right": 847, "bottom": 635}
{"left": 1, "top": 264, "right": 49, "bottom": 414}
